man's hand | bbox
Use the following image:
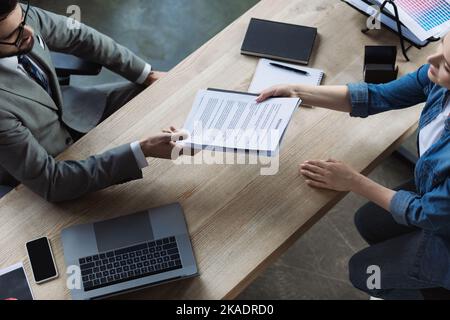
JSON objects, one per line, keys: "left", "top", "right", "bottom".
{"left": 140, "top": 127, "right": 189, "bottom": 160}
{"left": 299, "top": 159, "right": 363, "bottom": 192}
{"left": 143, "top": 71, "right": 167, "bottom": 87}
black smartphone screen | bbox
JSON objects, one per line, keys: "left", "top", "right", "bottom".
{"left": 26, "top": 238, "right": 57, "bottom": 283}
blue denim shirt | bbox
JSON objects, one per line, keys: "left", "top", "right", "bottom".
{"left": 348, "top": 65, "right": 450, "bottom": 290}
{"left": 348, "top": 64, "right": 450, "bottom": 237}
{"left": 348, "top": 65, "right": 450, "bottom": 288}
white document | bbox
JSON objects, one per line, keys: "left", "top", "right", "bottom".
{"left": 182, "top": 89, "right": 301, "bottom": 156}
{"left": 248, "top": 58, "right": 325, "bottom": 94}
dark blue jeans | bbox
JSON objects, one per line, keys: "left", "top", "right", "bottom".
{"left": 349, "top": 180, "right": 450, "bottom": 300}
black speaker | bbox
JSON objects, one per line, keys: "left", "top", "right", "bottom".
{"left": 364, "top": 46, "right": 399, "bottom": 84}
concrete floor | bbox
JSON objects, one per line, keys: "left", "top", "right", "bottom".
{"left": 34, "top": 0, "right": 417, "bottom": 300}
{"left": 34, "top": 0, "right": 260, "bottom": 85}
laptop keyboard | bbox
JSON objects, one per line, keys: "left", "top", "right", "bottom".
{"left": 78, "top": 236, "right": 182, "bottom": 292}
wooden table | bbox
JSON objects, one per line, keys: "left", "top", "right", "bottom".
{"left": 0, "top": 0, "right": 438, "bottom": 300}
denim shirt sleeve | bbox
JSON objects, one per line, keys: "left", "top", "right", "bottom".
{"left": 390, "top": 178, "right": 450, "bottom": 232}
{"left": 347, "top": 64, "right": 431, "bottom": 118}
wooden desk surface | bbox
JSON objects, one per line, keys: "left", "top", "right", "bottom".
{"left": 0, "top": 0, "right": 438, "bottom": 300}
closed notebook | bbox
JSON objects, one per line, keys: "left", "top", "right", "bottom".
{"left": 248, "top": 58, "right": 325, "bottom": 94}
{"left": 241, "top": 18, "right": 318, "bottom": 65}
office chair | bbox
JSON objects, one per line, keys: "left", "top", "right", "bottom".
{"left": 0, "top": 53, "right": 103, "bottom": 199}
{"left": 50, "top": 51, "right": 102, "bottom": 86}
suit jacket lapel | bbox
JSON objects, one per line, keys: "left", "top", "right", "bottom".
{"left": 29, "top": 34, "right": 64, "bottom": 107}
{"left": 0, "top": 34, "right": 63, "bottom": 112}
{"left": 0, "top": 65, "right": 58, "bottom": 112}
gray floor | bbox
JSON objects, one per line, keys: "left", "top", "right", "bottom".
{"left": 34, "top": 0, "right": 417, "bottom": 300}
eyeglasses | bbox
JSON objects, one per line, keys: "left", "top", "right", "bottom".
{"left": 0, "top": 0, "right": 31, "bottom": 48}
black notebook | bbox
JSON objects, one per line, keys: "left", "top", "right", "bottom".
{"left": 241, "top": 18, "right": 317, "bottom": 65}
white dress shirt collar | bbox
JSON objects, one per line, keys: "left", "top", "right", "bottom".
{"left": 0, "top": 56, "right": 20, "bottom": 72}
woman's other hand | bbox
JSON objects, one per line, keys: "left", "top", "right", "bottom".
{"left": 299, "top": 159, "right": 362, "bottom": 192}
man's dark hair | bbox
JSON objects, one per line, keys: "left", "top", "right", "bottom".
{"left": 0, "top": 0, "right": 18, "bottom": 21}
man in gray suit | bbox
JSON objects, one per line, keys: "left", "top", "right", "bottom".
{"left": 0, "top": 1, "right": 183, "bottom": 202}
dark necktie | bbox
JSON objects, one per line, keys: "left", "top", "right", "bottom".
{"left": 18, "top": 54, "right": 52, "bottom": 96}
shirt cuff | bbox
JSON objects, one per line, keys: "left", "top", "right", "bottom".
{"left": 135, "top": 63, "right": 152, "bottom": 85}
{"left": 390, "top": 190, "right": 416, "bottom": 226}
{"left": 347, "top": 83, "right": 370, "bottom": 118}
{"left": 130, "top": 141, "right": 149, "bottom": 169}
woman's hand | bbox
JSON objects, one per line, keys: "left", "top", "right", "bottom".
{"left": 299, "top": 159, "right": 362, "bottom": 192}
{"left": 256, "top": 84, "right": 298, "bottom": 103}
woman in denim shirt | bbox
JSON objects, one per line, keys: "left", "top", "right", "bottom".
{"left": 257, "top": 34, "right": 450, "bottom": 299}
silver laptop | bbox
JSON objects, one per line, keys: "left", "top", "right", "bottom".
{"left": 61, "top": 203, "right": 198, "bottom": 300}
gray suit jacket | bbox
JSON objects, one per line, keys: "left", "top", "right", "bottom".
{"left": 0, "top": 5, "right": 147, "bottom": 202}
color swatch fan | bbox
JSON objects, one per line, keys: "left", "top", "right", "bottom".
{"left": 373, "top": 0, "right": 450, "bottom": 41}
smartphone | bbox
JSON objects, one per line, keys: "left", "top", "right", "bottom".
{"left": 25, "top": 237, "right": 59, "bottom": 284}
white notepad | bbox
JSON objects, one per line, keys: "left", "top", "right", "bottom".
{"left": 182, "top": 89, "right": 301, "bottom": 156}
{"left": 248, "top": 58, "right": 325, "bottom": 94}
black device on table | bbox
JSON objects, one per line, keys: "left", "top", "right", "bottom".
{"left": 364, "top": 46, "right": 399, "bottom": 84}
{"left": 25, "top": 237, "right": 59, "bottom": 284}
